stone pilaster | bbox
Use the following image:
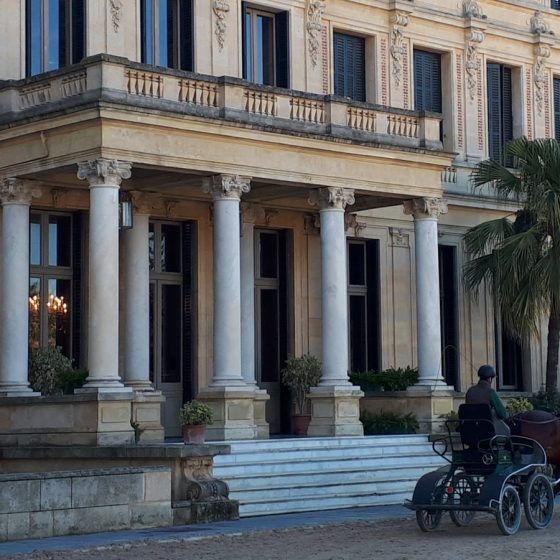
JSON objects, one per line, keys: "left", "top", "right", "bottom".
{"left": 306, "top": 187, "right": 364, "bottom": 437}
{"left": 0, "top": 179, "right": 41, "bottom": 396}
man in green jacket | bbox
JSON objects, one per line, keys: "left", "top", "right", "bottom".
{"left": 465, "top": 364, "right": 510, "bottom": 436}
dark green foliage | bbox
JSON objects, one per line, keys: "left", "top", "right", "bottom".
{"left": 55, "top": 368, "right": 88, "bottom": 395}
{"left": 529, "top": 389, "right": 560, "bottom": 414}
{"left": 360, "top": 410, "right": 419, "bottom": 435}
{"left": 349, "top": 366, "right": 419, "bottom": 392}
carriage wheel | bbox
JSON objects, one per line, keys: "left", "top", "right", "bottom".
{"left": 416, "top": 509, "right": 443, "bottom": 532}
{"left": 523, "top": 473, "right": 555, "bottom": 529}
{"left": 449, "top": 474, "right": 476, "bottom": 527}
{"left": 496, "top": 485, "right": 521, "bottom": 536}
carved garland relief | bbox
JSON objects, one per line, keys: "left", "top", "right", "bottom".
{"left": 213, "top": 0, "right": 230, "bottom": 52}
{"left": 390, "top": 12, "right": 409, "bottom": 87}
{"left": 306, "top": 0, "right": 327, "bottom": 68}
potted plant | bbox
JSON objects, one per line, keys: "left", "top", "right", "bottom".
{"left": 281, "top": 354, "right": 322, "bottom": 435}
{"left": 179, "top": 400, "right": 213, "bottom": 444}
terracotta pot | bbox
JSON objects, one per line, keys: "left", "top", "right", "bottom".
{"left": 182, "top": 424, "right": 207, "bottom": 444}
{"left": 292, "top": 414, "right": 311, "bottom": 436}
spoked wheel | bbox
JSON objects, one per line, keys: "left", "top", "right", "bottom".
{"left": 523, "top": 473, "right": 555, "bottom": 529}
{"left": 496, "top": 484, "right": 522, "bottom": 536}
{"left": 449, "top": 474, "right": 476, "bottom": 527}
{"left": 416, "top": 509, "right": 443, "bottom": 532}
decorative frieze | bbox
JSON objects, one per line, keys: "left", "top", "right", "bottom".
{"left": 109, "top": 0, "right": 122, "bottom": 33}
{"left": 0, "top": 178, "right": 42, "bottom": 205}
{"left": 465, "top": 30, "right": 484, "bottom": 102}
{"left": 77, "top": 159, "right": 132, "bottom": 187}
{"left": 308, "top": 187, "right": 355, "bottom": 211}
{"left": 203, "top": 174, "right": 251, "bottom": 200}
{"left": 534, "top": 45, "right": 551, "bottom": 116}
{"left": 306, "top": 1, "right": 327, "bottom": 68}
{"left": 403, "top": 197, "right": 448, "bottom": 220}
{"left": 390, "top": 12, "right": 409, "bottom": 87}
{"left": 212, "top": 1, "right": 230, "bottom": 52}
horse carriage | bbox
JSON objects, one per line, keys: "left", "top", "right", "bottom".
{"left": 404, "top": 403, "right": 560, "bottom": 535}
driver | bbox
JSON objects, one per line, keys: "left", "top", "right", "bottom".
{"left": 465, "top": 364, "right": 510, "bottom": 436}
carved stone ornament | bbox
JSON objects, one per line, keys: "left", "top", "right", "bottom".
{"left": 0, "top": 178, "right": 42, "bottom": 205}
{"left": 530, "top": 11, "right": 554, "bottom": 36}
{"left": 465, "top": 30, "right": 484, "bottom": 102}
{"left": 212, "top": 1, "right": 230, "bottom": 52}
{"left": 203, "top": 174, "right": 251, "bottom": 200}
{"left": 308, "top": 187, "right": 355, "bottom": 210}
{"left": 109, "top": 0, "right": 122, "bottom": 33}
{"left": 389, "top": 227, "right": 410, "bottom": 248}
{"left": 345, "top": 213, "right": 367, "bottom": 236}
{"left": 77, "top": 159, "right": 132, "bottom": 187}
{"left": 534, "top": 45, "right": 551, "bottom": 115}
{"left": 241, "top": 202, "right": 266, "bottom": 224}
{"left": 306, "top": 0, "right": 327, "bottom": 67}
{"left": 390, "top": 12, "right": 409, "bottom": 87}
{"left": 403, "top": 197, "right": 448, "bottom": 219}
{"left": 129, "top": 191, "right": 156, "bottom": 215}
{"left": 462, "top": 0, "right": 486, "bottom": 19}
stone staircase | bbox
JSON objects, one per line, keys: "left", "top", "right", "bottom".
{"left": 213, "top": 435, "right": 446, "bottom": 517}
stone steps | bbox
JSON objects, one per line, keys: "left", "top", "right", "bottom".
{"left": 213, "top": 435, "right": 446, "bottom": 517}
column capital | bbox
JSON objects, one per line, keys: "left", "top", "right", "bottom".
{"left": 77, "top": 159, "right": 132, "bottom": 187}
{"left": 203, "top": 174, "right": 251, "bottom": 200}
{"left": 403, "top": 197, "right": 448, "bottom": 220}
{"left": 308, "top": 187, "right": 355, "bottom": 210}
{"left": 0, "top": 178, "right": 41, "bottom": 205}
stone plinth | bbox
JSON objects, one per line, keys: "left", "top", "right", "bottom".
{"left": 307, "top": 386, "right": 364, "bottom": 437}
{"left": 0, "top": 393, "right": 135, "bottom": 446}
{"left": 253, "top": 390, "right": 271, "bottom": 439}
{"left": 131, "top": 391, "right": 165, "bottom": 443}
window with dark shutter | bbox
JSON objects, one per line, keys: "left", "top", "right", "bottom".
{"left": 552, "top": 0, "right": 560, "bottom": 11}
{"left": 487, "top": 62, "right": 513, "bottom": 165}
{"left": 554, "top": 79, "right": 560, "bottom": 142}
{"left": 333, "top": 32, "right": 366, "bottom": 102}
{"left": 414, "top": 49, "right": 442, "bottom": 113}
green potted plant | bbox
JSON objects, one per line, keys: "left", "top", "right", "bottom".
{"left": 179, "top": 400, "right": 214, "bottom": 444}
{"left": 281, "top": 354, "right": 322, "bottom": 435}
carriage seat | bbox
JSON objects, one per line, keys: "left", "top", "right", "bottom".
{"left": 457, "top": 403, "right": 497, "bottom": 449}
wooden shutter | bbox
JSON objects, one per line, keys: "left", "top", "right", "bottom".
{"left": 182, "top": 220, "right": 196, "bottom": 403}
{"left": 275, "top": 11, "right": 290, "bottom": 88}
{"left": 333, "top": 32, "right": 365, "bottom": 101}
{"left": 414, "top": 49, "right": 442, "bottom": 113}
{"left": 553, "top": 0, "right": 560, "bottom": 10}
{"left": 554, "top": 79, "right": 560, "bottom": 142}
{"left": 501, "top": 66, "right": 513, "bottom": 166}
{"left": 487, "top": 63, "right": 503, "bottom": 163}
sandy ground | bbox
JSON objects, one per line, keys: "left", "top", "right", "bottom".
{"left": 3, "top": 512, "right": 560, "bottom": 560}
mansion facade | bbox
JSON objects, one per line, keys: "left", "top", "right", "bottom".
{"left": 0, "top": 0, "right": 557, "bottom": 441}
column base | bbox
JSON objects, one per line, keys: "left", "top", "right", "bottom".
{"left": 409, "top": 379, "right": 455, "bottom": 392}
{"left": 197, "top": 387, "right": 258, "bottom": 441}
{"left": 131, "top": 390, "right": 165, "bottom": 443}
{"left": 253, "top": 389, "right": 270, "bottom": 439}
{"left": 76, "top": 385, "right": 133, "bottom": 395}
{"left": 0, "top": 385, "right": 40, "bottom": 397}
{"left": 307, "top": 386, "right": 364, "bottom": 437}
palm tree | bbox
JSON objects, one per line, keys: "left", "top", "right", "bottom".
{"left": 464, "top": 137, "right": 560, "bottom": 391}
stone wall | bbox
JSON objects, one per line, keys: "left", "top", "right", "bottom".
{"left": 0, "top": 467, "right": 172, "bottom": 541}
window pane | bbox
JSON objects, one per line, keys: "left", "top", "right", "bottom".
{"left": 47, "top": 277, "right": 71, "bottom": 357}
{"left": 149, "top": 224, "right": 156, "bottom": 271}
{"left": 47, "top": 0, "right": 60, "bottom": 70}
{"left": 348, "top": 243, "right": 365, "bottom": 286}
{"left": 48, "top": 215, "right": 71, "bottom": 266}
{"left": 161, "top": 284, "right": 181, "bottom": 382}
{"left": 259, "top": 232, "right": 278, "bottom": 279}
{"left": 161, "top": 224, "right": 181, "bottom": 272}
{"left": 142, "top": 0, "right": 155, "bottom": 64}
{"left": 260, "top": 289, "right": 279, "bottom": 382}
{"left": 158, "top": 0, "right": 168, "bottom": 66}
{"left": 28, "top": 0, "right": 43, "bottom": 75}
{"left": 29, "top": 277, "right": 41, "bottom": 351}
{"left": 349, "top": 294, "right": 367, "bottom": 373}
{"left": 257, "top": 14, "right": 275, "bottom": 85}
{"left": 30, "top": 215, "right": 41, "bottom": 265}
{"left": 244, "top": 10, "right": 253, "bottom": 80}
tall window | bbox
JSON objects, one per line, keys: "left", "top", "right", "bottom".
{"left": 414, "top": 49, "right": 442, "bottom": 113}
{"left": 438, "top": 245, "right": 458, "bottom": 389}
{"left": 487, "top": 63, "right": 513, "bottom": 165}
{"left": 333, "top": 32, "right": 366, "bottom": 102}
{"left": 29, "top": 213, "right": 74, "bottom": 358}
{"left": 495, "top": 315, "right": 523, "bottom": 391}
{"left": 140, "top": 0, "right": 193, "bottom": 71}
{"left": 554, "top": 78, "right": 560, "bottom": 142}
{"left": 347, "top": 240, "right": 380, "bottom": 374}
{"left": 26, "top": 0, "right": 85, "bottom": 76}
{"left": 242, "top": 4, "right": 289, "bottom": 88}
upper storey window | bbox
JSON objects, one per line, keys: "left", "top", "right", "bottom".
{"left": 26, "top": 0, "right": 85, "bottom": 77}
{"left": 413, "top": 49, "right": 442, "bottom": 113}
{"left": 140, "top": 0, "right": 193, "bottom": 71}
{"left": 333, "top": 32, "right": 366, "bottom": 102}
{"left": 242, "top": 3, "right": 289, "bottom": 88}
{"left": 487, "top": 63, "right": 513, "bottom": 165}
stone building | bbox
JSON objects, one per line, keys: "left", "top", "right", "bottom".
{"left": 0, "top": 0, "right": 557, "bottom": 443}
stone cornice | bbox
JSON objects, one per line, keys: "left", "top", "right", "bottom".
{"left": 0, "top": 178, "right": 42, "bottom": 205}
{"left": 403, "top": 197, "right": 448, "bottom": 219}
{"left": 203, "top": 174, "right": 251, "bottom": 200}
{"left": 77, "top": 159, "right": 132, "bottom": 187}
{"left": 308, "top": 187, "right": 355, "bottom": 210}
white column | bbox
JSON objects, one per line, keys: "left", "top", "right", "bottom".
{"left": 204, "top": 174, "right": 251, "bottom": 387}
{"left": 404, "top": 197, "right": 450, "bottom": 389}
{"left": 0, "top": 179, "right": 41, "bottom": 395}
{"left": 309, "top": 187, "right": 355, "bottom": 385}
{"left": 78, "top": 159, "right": 132, "bottom": 391}
{"left": 122, "top": 195, "right": 153, "bottom": 390}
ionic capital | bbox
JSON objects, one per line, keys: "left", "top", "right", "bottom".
{"left": 0, "top": 178, "right": 42, "bottom": 205}
{"left": 308, "top": 187, "right": 355, "bottom": 211}
{"left": 203, "top": 174, "right": 251, "bottom": 200}
{"left": 403, "top": 198, "right": 448, "bottom": 220}
{"left": 77, "top": 159, "right": 132, "bottom": 187}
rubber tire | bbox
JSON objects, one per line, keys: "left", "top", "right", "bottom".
{"left": 523, "top": 473, "right": 555, "bottom": 530}
{"left": 496, "top": 484, "right": 522, "bottom": 536}
{"left": 416, "top": 509, "right": 443, "bottom": 532}
{"left": 449, "top": 474, "right": 476, "bottom": 527}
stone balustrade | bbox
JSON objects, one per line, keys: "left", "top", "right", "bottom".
{"left": 0, "top": 54, "right": 443, "bottom": 151}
